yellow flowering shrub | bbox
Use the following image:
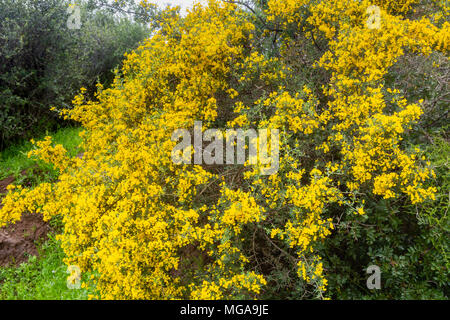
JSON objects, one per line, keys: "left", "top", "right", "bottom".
{"left": 0, "top": 0, "right": 447, "bottom": 299}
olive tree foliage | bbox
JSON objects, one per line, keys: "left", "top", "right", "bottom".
{"left": 0, "top": 0, "right": 153, "bottom": 149}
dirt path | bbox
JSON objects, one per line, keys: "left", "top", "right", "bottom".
{"left": 0, "top": 175, "right": 14, "bottom": 194}
{"left": 0, "top": 175, "right": 50, "bottom": 267}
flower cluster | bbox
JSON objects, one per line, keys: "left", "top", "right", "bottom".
{"left": 0, "top": 0, "right": 446, "bottom": 299}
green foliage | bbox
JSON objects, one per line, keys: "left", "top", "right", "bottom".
{"left": 0, "top": 0, "right": 150, "bottom": 150}
{"left": 318, "top": 130, "right": 449, "bottom": 300}
{"left": 241, "top": 0, "right": 449, "bottom": 300}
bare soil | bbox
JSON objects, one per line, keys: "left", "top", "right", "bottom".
{"left": 0, "top": 174, "right": 50, "bottom": 267}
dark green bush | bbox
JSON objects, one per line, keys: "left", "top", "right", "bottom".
{"left": 241, "top": 0, "right": 449, "bottom": 300}
{"left": 319, "top": 130, "right": 449, "bottom": 299}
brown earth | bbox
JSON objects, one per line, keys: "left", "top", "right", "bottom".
{"left": 0, "top": 175, "right": 14, "bottom": 194}
{"left": 0, "top": 174, "right": 50, "bottom": 267}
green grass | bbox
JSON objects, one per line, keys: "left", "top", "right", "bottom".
{"left": 0, "top": 235, "right": 94, "bottom": 300}
{"left": 0, "top": 126, "right": 83, "bottom": 181}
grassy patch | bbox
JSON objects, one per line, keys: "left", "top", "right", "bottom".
{"left": 0, "top": 235, "right": 94, "bottom": 300}
{"left": 0, "top": 126, "right": 83, "bottom": 181}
